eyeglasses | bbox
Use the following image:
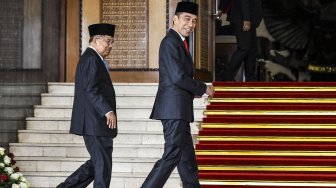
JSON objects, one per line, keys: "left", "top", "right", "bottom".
{"left": 96, "top": 36, "right": 114, "bottom": 45}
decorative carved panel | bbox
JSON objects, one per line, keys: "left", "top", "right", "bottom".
{"left": 0, "top": 0, "right": 23, "bottom": 70}
{"left": 199, "top": 0, "right": 211, "bottom": 71}
{"left": 101, "top": 0, "right": 148, "bottom": 70}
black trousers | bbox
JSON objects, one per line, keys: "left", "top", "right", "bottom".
{"left": 56, "top": 135, "right": 113, "bottom": 188}
{"left": 223, "top": 22, "right": 257, "bottom": 81}
{"left": 141, "top": 119, "right": 200, "bottom": 188}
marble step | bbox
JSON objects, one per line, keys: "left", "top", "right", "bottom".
{"left": 18, "top": 130, "right": 166, "bottom": 145}
{"left": 0, "top": 94, "right": 41, "bottom": 106}
{"left": 15, "top": 156, "right": 178, "bottom": 175}
{"left": 24, "top": 171, "right": 182, "bottom": 188}
{"left": 48, "top": 82, "right": 159, "bottom": 95}
{"left": 26, "top": 117, "right": 201, "bottom": 132}
{"left": 32, "top": 105, "right": 206, "bottom": 119}
{"left": 10, "top": 143, "right": 167, "bottom": 158}
{"left": 0, "top": 83, "right": 47, "bottom": 95}
{"left": 41, "top": 93, "right": 208, "bottom": 106}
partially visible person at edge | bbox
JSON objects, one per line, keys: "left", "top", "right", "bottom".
{"left": 216, "top": 0, "right": 232, "bottom": 18}
{"left": 222, "top": 0, "right": 263, "bottom": 81}
{"left": 57, "top": 23, "right": 117, "bottom": 188}
{"left": 141, "top": 1, "right": 214, "bottom": 188}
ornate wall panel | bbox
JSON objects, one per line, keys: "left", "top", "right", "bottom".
{"left": 198, "top": 0, "right": 211, "bottom": 71}
{"left": 101, "top": 0, "right": 148, "bottom": 70}
{"left": 23, "top": 0, "right": 42, "bottom": 69}
{"left": 0, "top": 0, "right": 42, "bottom": 71}
{"left": 0, "top": 0, "right": 23, "bottom": 70}
{"left": 0, "top": 0, "right": 60, "bottom": 82}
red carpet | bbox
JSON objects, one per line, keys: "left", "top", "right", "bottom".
{"left": 197, "top": 82, "right": 336, "bottom": 187}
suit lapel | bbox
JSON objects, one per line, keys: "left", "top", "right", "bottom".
{"left": 168, "top": 29, "right": 195, "bottom": 76}
{"left": 169, "top": 29, "right": 193, "bottom": 58}
{"left": 86, "top": 48, "right": 113, "bottom": 84}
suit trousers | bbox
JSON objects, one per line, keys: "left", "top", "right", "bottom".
{"left": 56, "top": 135, "right": 113, "bottom": 188}
{"left": 141, "top": 119, "right": 200, "bottom": 188}
{"left": 223, "top": 22, "right": 257, "bottom": 81}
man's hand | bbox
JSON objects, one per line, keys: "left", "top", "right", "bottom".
{"left": 243, "top": 20, "right": 251, "bottom": 31}
{"left": 206, "top": 85, "right": 214, "bottom": 98}
{"left": 106, "top": 111, "right": 117, "bottom": 129}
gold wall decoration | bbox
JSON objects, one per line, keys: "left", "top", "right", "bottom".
{"left": 101, "top": 0, "right": 148, "bottom": 69}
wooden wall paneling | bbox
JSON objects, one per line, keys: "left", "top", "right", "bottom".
{"left": 168, "top": 0, "right": 179, "bottom": 28}
{"left": 41, "top": 0, "right": 61, "bottom": 82}
{"left": 194, "top": 0, "right": 214, "bottom": 82}
{"left": 81, "top": 0, "right": 100, "bottom": 54}
{"left": 59, "top": 0, "right": 66, "bottom": 82}
{"left": 148, "top": 0, "right": 166, "bottom": 69}
{"left": 66, "top": 0, "right": 80, "bottom": 82}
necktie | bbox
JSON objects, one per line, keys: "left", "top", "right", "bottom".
{"left": 103, "top": 60, "right": 109, "bottom": 72}
{"left": 183, "top": 39, "right": 189, "bottom": 53}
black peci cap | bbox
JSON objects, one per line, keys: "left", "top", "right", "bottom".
{"left": 88, "top": 23, "right": 116, "bottom": 37}
{"left": 175, "top": 1, "right": 198, "bottom": 16}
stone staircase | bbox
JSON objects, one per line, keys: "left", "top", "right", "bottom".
{"left": 9, "top": 82, "right": 207, "bottom": 188}
{"left": 0, "top": 83, "right": 47, "bottom": 151}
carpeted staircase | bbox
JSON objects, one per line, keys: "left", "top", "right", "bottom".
{"left": 197, "top": 82, "right": 336, "bottom": 188}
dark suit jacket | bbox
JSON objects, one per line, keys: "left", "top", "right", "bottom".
{"left": 150, "top": 29, "right": 207, "bottom": 123}
{"left": 227, "top": 0, "right": 263, "bottom": 28}
{"left": 218, "top": 0, "right": 231, "bottom": 13}
{"left": 70, "top": 47, "right": 117, "bottom": 138}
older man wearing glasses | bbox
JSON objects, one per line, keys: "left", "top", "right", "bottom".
{"left": 57, "top": 23, "right": 117, "bottom": 188}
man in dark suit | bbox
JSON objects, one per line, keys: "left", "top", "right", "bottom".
{"left": 141, "top": 2, "right": 214, "bottom": 188}
{"left": 217, "top": 0, "right": 232, "bottom": 16}
{"left": 57, "top": 23, "right": 117, "bottom": 188}
{"left": 223, "top": 0, "right": 263, "bottom": 81}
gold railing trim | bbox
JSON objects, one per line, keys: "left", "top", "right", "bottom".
{"left": 198, "top": 165, "right": 336, "bottom": 171}
{"left": 209, "top": 98, "right": 336, "bottom": 103}
{"left": 308, "top": 64, "right": 336, "bottom": 73}
{"left": 195, "top": 150, "right": 336, "bottom": 156}
{"left": 201, "top": 123, "right": 336, "bottom": 129}
{"left": 215, "top": 87, "right": 336, "bottom": 92}
{"left": 197, "top": 136, "right": 336, "bottom": 142}
{"left": 204, "top": 110, "right": 336, "bottom": 116}
{"left": 200, "top": 180, "right": 336, "bottom": 186}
